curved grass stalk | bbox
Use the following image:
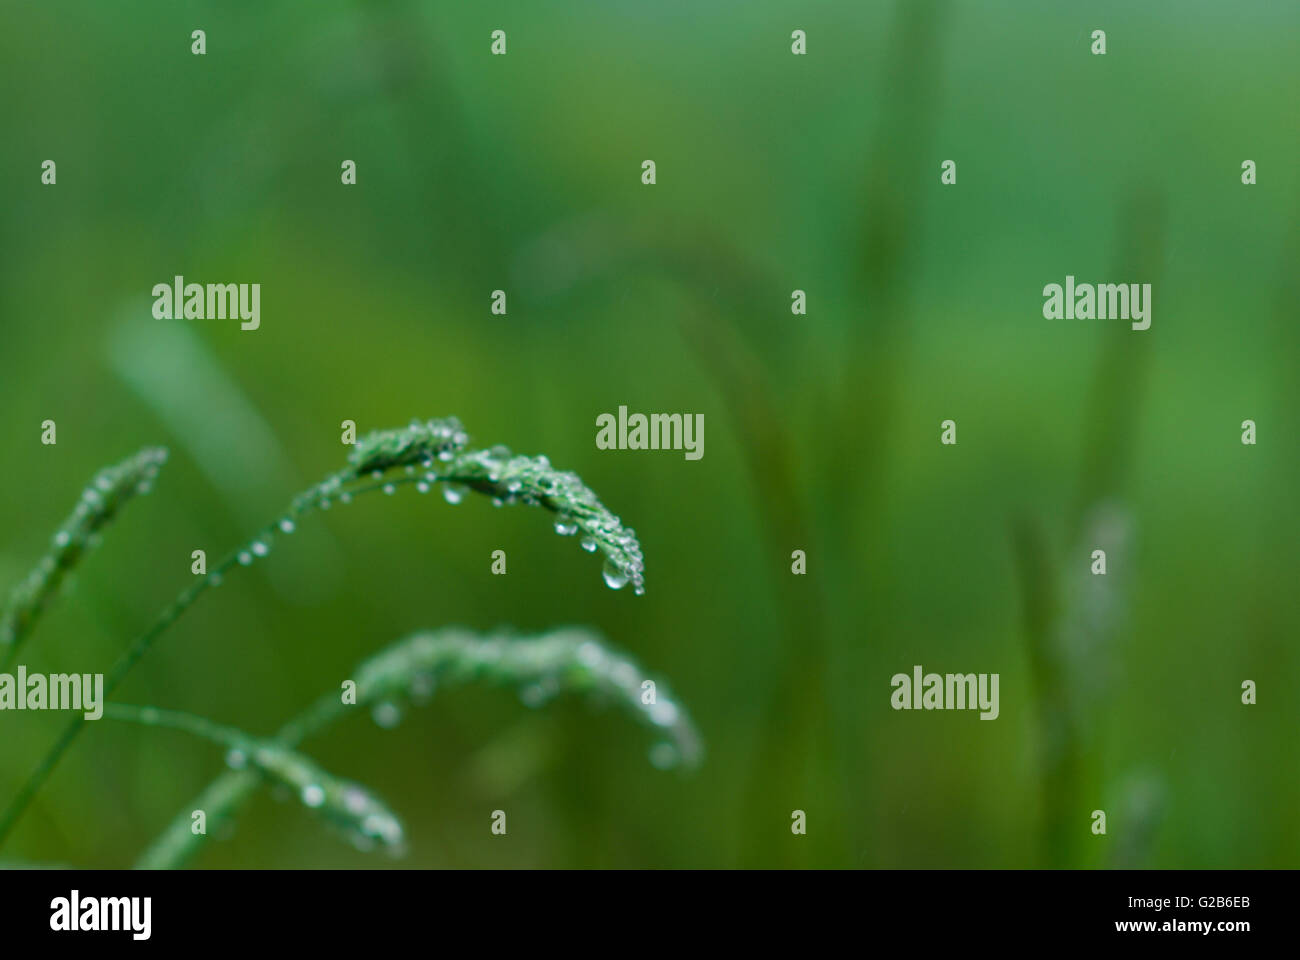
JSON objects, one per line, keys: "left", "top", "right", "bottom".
{"left": 105, "top": 704, "right": 405, "bottom": 854}
{"left": 138, "top": 627, "right": 700, "bottom": 869}
{"left": 0, "top": 447, "right": 168, "bottom": 670}
{"left": 0, "top": 418, "right": 645, "bottom": 849}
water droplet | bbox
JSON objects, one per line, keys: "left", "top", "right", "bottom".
{"left": 442, "top": 484, "right": 466, "bottom": 505}
{"left": 519, "top": 684, "right": 548, "bottom": 708}
{"left": 251, "top": 541, "right": 269, "bottom": 557}
{"left": 53, "top": 530, "right": 71, "bottom": 548}
{"left": 301, "top": 784, "right": 326, "bottom": 808}
{"left": 438, "top": 449, "right": 454, "bottom": 462}
{"left": 555, "top": 520, "right": 578, "bottom": 536}
{"left": 279, "top": 518, "right": 296, "bottom": 534}
{"left": 649, "top": 700, "right": 679, "bottom": 727}
{"left": 612, "top": 662, "right": 639, "bottom": 688}
{"left": 602, "top": 559, "right": 629, "bottom": 590}
{"left": 649, "top": 742, "right": 680, "bottom": 770}
{"left": 372, "top": 702, "right": 402, "bottom": 729}
{"left": 409, "top": 674, "right": 436, "bottom": 704}
{"left": 363, "top": 813, "right": 402, "bottom": 844}
{"left": 225, "top": 748, "right": 247, "bottom": 770}
{"left": 580, "top": 537, "right": 597, "bottom": 552}
{"left": 416, "top": 481, "right": 430, "bottom": 494}
{"left": 383, "top": 483, "right": 396, "bottom": 495}
{"left": 237, "top": 551, "right": 253, "bottom": 566}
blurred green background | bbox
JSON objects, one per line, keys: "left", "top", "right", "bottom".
{"left": 1, "top": 0, "right": 1296, "bottom": 868}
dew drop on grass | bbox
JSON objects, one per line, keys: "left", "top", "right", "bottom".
{"left": 301, "top": 784, "right": 326, "bottom": 808}
{"left": 225, "top": 748, "right": 247, "bottom": 770}
{"left": 53, "top": 530, "right": 70, "bottom": 548}
{"left": 649, "top": 742, "right": 680, "bottom": 770}
{"left": 383, "top": 483, "right": 396, "bottom": 495}
{"left": 363, "top": 813, "right": 401, "bottom": 844}
{"left": 251, "top": 541, "right": 269, "bottom": 557}
{"left": 237, "top": 551, "right": 253, "bottom": 566}
{"left": 372, "top": 702, "right": 402, "bottom": 728}
{"left": 554, "top": 520, "right": 578, "bottom": 536}
{"left": 416, "top": 481, "right": 430, "bottom": 494}
{"left": 602, "top": 559, "right": 629, "bottom": 590}
{"left": 650, "top": 700, "right": 679, "bottom": 727}
{"left": 580, "top": 537, "right": 597, "bottom": 552}
{"left": 342, "top": 787, "right": 368, "bottom": 815}
{"left": 409, "top": 674, "right": 435, "bottom": 704}
{"left": 442, "top": 484, "right": 466, "bottom": 505}
{"left": 519, "top": 684, "right": 547, "bottom": 708}
{"left": 279, "top": 518, "right": 295, "bottom": 534}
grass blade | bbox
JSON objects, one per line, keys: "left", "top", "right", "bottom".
{"left": 0, "top": 447, "right": 168, "bottom": 669}
{"left": 138, "top": 627, "right": 700, "bottom": 868}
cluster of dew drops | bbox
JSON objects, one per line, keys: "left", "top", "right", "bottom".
{"left": 212, "top": 426, "right": 645, "bottom": 596}
{"left": 364, "top": 638, "right": 688, "bottom": 771}
{"left": 51, "top": 448, "right": 168, "bottom": 554}
{"left": 224, "top": 744, "right": 403, "bottom": 852}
